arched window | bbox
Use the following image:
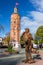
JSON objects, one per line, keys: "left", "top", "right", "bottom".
{"left": 14, "top": 21, "right": 16, "bottom": 23}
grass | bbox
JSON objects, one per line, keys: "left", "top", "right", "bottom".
{"left": 5, "top": 49, "right": 17, "bottom": 52}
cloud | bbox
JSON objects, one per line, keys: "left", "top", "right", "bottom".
{"left": 30, "top": 0, "right": 43, "bottom": 12}
{"left": 20, "top": 11, "right": 43, "bottom": 37}
{"left": 31, "top": 11, "right": 43, "bottom": 24}
{"left": 20, "top": 29, "right": 25, "bottom": 36}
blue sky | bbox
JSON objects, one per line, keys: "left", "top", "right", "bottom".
{"left": 0, "top": 0, "right": 43, "bottom": 37}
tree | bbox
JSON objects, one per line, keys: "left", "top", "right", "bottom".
{"left": 3, "top": 32, "right": 10, "bottom": 45}
{"left": 5, "top": 32, "right": 10, "bottom": 44}
{"left": 34, "top": 26, "right": 43, "bottom": 44}
{"left": 6, "top": 35, "right": 10, "bottom": 44}
{"left": 20, "top": 35, "right": 24, "bottom": 48}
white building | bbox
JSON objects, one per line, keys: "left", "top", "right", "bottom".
{"left": 0, "top": 37, "right": 2, "bottom": 43}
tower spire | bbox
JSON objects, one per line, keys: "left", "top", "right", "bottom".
{"left": 14, "top": 7, "right": 18, "bottom": 13}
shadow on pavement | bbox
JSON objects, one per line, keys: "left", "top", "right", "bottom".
{"left": 33, "top": 54, "right": 42, "bottom": 60}
{"left": 0, "top": 56, "right": 23, "bottom": 65}
{"left": 0, "top": 53, "right": 15, "bottom": 58}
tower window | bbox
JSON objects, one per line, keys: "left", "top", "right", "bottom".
{"left": 14, "top": 40, "right": 16, "bottom": 42}
{"left": 14, "top": 32, "right": 16, "bottom": 35}
{"left": 13, "top": 27, "right": 16, "bottom": 30}
{"left": 17, "top": 28, "right": 20, "bottom": 30}
{"left": 14, "top": 21, "right": 16, "bottom": 23}
{"left": 14, "top": 26, "right": 16, "bottom": 27}
{"left": 13, "top": 26, "right": 16, "bottom": 30}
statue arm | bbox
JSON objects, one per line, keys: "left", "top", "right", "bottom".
{"left": 29, "top": 33, "right": 33, "bottom": 40}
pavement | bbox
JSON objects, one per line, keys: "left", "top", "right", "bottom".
{"left": 0, "top": 48, "right": 25, "bottom": 65}
{"left": 0, "top": 48, "right": 43, "bottom": 65}
{"left": 19, "top": 50, "right": 43, "bottom": 65}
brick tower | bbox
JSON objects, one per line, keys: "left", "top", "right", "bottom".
{"left": 10, "top": 7, "right": 20, "bottom": 50}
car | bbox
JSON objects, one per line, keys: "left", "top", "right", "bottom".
{"left": 32, "top": 43, "right": 38, "bottom": 49}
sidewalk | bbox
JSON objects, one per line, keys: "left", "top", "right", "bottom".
{"left": 18, "top": 51, "right": 43, "bottom": 65}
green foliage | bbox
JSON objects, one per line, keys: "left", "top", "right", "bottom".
{"left": 36, "top": 26, "right": 43, "bottom": 37}
{"left": 6, "top": 35, "right": 10, "bottom": 43}
{"left": 5, "top": 44, "right": 17, "bottom": 53}
{"left": 34, "top": 26, "right": 43, "bottom": 44}
{"left": 20, "top": 39, "right": 24, "bottom": 44}
{"left": 7, "top": 44, "right": 13, "bottom": 52}
{"left": 20, "top": 35, "right": 25, "bottom": 48}
{"left": 12, "top": 50, "right": 17, "bottom": 52}
{"left": 3, "top": 34, "right": 10, "bottom": 45}
{"left": 34, "top": 40, "right": 38, "bottom": 44}
{"left": 39, "top": 39, "right": 43, "bottom": 43}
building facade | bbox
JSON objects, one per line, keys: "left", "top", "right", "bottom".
{"left": 10, "top": 7, "right": 20, "bottom": 45}
{"left": 0, "top": 37, "right": 2, "bottom": 43}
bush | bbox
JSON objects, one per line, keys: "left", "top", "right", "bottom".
{"left": 12, "top": 49, "right": 17, "bottom": 52}
{"left": 5, "top": 44, "right": 17, "bottom": 53}
{"left": 7, "top": 44, "right": 12, "bottom": 52}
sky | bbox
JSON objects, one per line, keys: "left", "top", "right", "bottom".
{"left": 0, "top": 0, "right": 43, "bottom": 37}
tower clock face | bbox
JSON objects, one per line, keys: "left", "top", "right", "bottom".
{"left": 14, "top": 19, "right": 16, "bottom": 23}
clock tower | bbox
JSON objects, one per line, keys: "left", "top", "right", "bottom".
{"left": 10, "top": 7, "right": 20, "bottom": 50}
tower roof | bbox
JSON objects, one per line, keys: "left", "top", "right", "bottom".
{"left": 14, "top": 7, "right": 18, "bottom": 14}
